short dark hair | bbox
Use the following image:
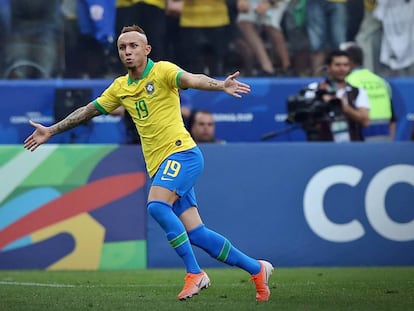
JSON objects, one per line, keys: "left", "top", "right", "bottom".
{"left": 325, "top": 50, "right": 350, "bottom": 65}
{"left": 345, "top": 45, "right": 364, "bottom": 66}
{"left": 120, "top": 25, "right": 146, "bottom": 36}
{"left": 187, "top": 110, "right": 213, "bottom": 131}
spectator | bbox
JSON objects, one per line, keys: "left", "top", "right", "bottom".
{"left": 224, "top": 0, "right": 255, "bottom": 76}
{"left": 306, "top": 0, "right": 347, "bottom": 76}
{"left": 115, "top": 0, "right": 166, "bottom": 62}
{"left": 76, "top": 0, "right": 116, "bottom": 78}
{"left": 344, "top": 43, "right": 395, "bottom": 141}
{"left": 282, "top": 0, "right": 310, "bottom": 76}
{"left": 175, "top": 0, "right": 231, "bottom": 77}
{"left": 0, "top": 0, "right": 10, "bottom": 76}
{"left": 188, "top": 110, "right": 225, "bottom": 143}
{"left": 61, "top": 0, "right": 83, "bottom": 78}
{"left": 346, "top": 0, "right": 364, "bottom": 42}
{"left": 354, "top": 0, "right": 384, "bottom": 75}
{"left": 3, "top": 0, "right": 64, "bottom": 79}
{"left": 237, "top": 0, "right": 291, "bottom": 76}
{"left": 301, "top": 50, "right": 370, "bottom": 141}
{"left": 373, "top": 0, "right": 414, "bottom": 76}
{"left": 165, "top": 0, "right": 182, "bottom": 63}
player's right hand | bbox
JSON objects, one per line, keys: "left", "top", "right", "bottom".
{"left": 23, "top": 120, "right": 52, "bottom": 152}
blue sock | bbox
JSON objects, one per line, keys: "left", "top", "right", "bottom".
{"left": 147, "top": 201, "right": 201, "bottom": 274}
{"left": 188, "top": 224, "right": 261, "bottom": 275}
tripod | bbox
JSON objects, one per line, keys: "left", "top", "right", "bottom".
{"left": 260, "top": 124, "right": 302, "bottom": 141}
{"left": 261, "top": 120, "right": 330, "bottom": 142}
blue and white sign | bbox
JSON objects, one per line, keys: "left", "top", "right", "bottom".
{"left": 148, "top": 142, "right": 414, "bottom": 267}
{"left": 0, "top": 78, "right": 413, "bottom": 143}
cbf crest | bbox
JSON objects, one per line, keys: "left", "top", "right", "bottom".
{"left": 145, "top": 81, "right": 155, "bottom": 94}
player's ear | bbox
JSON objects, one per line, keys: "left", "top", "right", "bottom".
{"left": 145, "top": 44, "right": 152, "bottom": 56}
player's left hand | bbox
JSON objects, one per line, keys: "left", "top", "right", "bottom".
{"left": 224, "top": 71, "right": 251, "bottom": 98}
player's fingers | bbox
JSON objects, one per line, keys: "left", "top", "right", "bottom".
{"left": 238, "top": 81, "right": 250, "bottom": 88}
{"left": 237, "top": 85, "right": 250, "bottom": 94}
{"left": 24, "top": 135, "right": 32, "bottom": 144}
{"left": 24, "top": 138, "right": 37, "bottom": 151}
{"left": 230, "top": 71, "right": 240, "bottom": 79}
{"left": 29, "top": 142, "right": 39, "bottom": 152}
{"left": 29, "top": 120, "right": 37, "bottom": 127}
{"left": 23, "top": 141, "right": 32, "bottom": 150}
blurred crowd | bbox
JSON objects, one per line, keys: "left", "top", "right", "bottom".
{"left": 0, "top": 0, "right": 413, "bottom": 80}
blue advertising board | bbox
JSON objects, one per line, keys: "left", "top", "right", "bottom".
{"left": 0, "top": 143, "right": 413, "bottom": 269}
{"left": 147, "top": 142, "right": 414, "bottom": 268}
{"left": 0, "top": 78, "right": 413, "bottom": 144}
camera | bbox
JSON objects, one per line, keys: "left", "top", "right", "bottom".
{"left": 262, "top": 83, "right": 347, "bottom": 142}
{"left": 286, "top": 87, "right": 342, "bottom": 124}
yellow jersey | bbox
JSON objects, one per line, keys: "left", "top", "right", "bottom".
{"left": 93, "top": 59, "right": 196, "bottom": 177}
{"left": 180, "top": 0, "right": 229, "bottom": 28}
{"left": 116, "top": 0, "right": 165, "bottom": 9}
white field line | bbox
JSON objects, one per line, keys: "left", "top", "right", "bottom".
{"left": 0, "top": 281, "right": 176, "bottom": 288}
{"left": 0, "top": 281, "right": 76, "bottom": 288}
{"left": 0, "top": 281, "right": 246, "bottom": 288}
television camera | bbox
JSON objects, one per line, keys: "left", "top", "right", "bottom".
{"left": 286, "top": 86, "right": 342, "bottom": 124}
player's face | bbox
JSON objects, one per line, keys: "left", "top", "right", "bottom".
{"left": 327, "top": 56, "right": 351, "bottom": 83}
{"left": 117, "top": 31, "right": 151, "bottom": 69}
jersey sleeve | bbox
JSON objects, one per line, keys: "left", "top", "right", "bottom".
{"left": 158, "top": 61, "right": 185, "bottom": 89}
{"left": 93, "top": 80, "right": 122, "bottom": 114}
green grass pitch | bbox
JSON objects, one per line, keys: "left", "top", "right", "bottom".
{"left": 0, "top": 267, "right": 413, "bottom": 310}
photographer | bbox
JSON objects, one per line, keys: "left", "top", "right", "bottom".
{"left": 288, "top": 50, "right": 370, "bottom": 141}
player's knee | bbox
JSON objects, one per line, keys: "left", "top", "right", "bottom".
{"left": 188, "top": 224, "right": 225, "bottom": 259}
{"left": 147, "top": 200, "right": 172, "bottom": 225}
{"left": 188, "top": 224, "right": 207, "bottom": 247}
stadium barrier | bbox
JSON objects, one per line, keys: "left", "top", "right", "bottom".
{"left": 1, "top": 143, "right": 413, "bottom": 270}
{"left": 0, "top": 77, "right": 413, "bottom": 144}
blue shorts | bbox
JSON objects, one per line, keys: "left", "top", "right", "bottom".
{"left": 151, "top": 146, "right": 204, "bottom": 216}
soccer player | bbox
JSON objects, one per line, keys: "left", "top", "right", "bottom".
{"left": 23, "top": 25, "right": 274, "bottom": 301}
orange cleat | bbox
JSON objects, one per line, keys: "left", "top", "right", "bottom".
{"left": 177, "top": 271, "right": 211, "bottom": 300}
{"left": 251, "top": 260, "right": 274, "bottom": 301}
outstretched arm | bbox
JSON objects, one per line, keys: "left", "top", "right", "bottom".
{"left": 24, "top": 102, "right": 101, "bottom": 151}
{"left": 180, "top": 71, "right": 251, "bottom": 98}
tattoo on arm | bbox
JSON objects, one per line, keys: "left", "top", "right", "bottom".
{"left": 198, "top": 75, "right": 221, "bottom": 90}
{"left": 207, "top": 79, "right": 218, "bottom": 88}
{"left": 183, "top": 73, "right": 223, "bottom": 91}
{"left": 50, "top": 104, "right": 101, "bottom": 135}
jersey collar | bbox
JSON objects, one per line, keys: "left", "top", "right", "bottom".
{"left": 127, "top": 58, "right": 154, "bottom": 85}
